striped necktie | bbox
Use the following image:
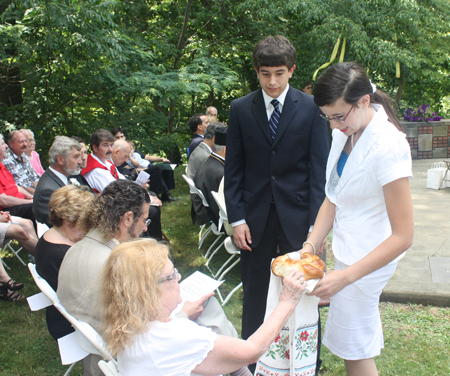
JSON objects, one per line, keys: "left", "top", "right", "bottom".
{"left": 269, "top": 99, "right": 280, "bottom": 140}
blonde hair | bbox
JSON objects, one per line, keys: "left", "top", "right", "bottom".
{"left": 100, "top": 238, "right": 169, "bottom": 356}
{"left": 49, "top": 185, "right": 94, "bottom": 228}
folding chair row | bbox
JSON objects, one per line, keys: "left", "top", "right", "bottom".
{"left": 27, "top": 263, "right": 118, "bottom": 376}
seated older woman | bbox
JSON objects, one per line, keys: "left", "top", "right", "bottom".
{"left": 35, "top": 185, "right": 94, "bottom": 340}
{"left": 100, "top": 239, "right": 306, "bottom": 376}
{"left": 21, "top": 129, "right": 45, "bottom": 176}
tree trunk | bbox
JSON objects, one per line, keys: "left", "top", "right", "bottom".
{"left": 395, "top": 79, "right": 405, "bottom": 108}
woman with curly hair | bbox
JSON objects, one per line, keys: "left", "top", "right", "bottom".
{"left": 35, "top": 184, "right": 94, "bottom": 340}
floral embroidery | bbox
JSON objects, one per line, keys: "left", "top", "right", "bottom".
{"left": 294, "top": 327, "right": 318, "bottom": 361}
{"left": 300, "top": 331, "right": 309, "bottom": 341}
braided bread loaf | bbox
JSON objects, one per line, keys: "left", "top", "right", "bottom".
{"left": 271, "top": 252, "right": 326, "bottom": 280}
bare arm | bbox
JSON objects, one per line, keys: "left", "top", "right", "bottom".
{"left": 310, "top": 177, "right": 414, "bottom": 299}
{"left": 0, "top": 193, "right": 32, "bottom": 207}
{"left": 193, "top": 270, "right": 306, "bottom": 375}
{"left": 17, "top": 186, "right": 33, "bottom": 199}
{"left": 145, "top": 154, "right": 169, "bottom": 163}
{"left": 300, "top": 197, "right": 335, "bottom": 255}
{"left": 128, "top": 155, "right": 139, "bottom": 168}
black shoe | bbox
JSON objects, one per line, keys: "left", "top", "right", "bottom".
{"left": 161, "top": 192, "right": 179, "bottom": 202}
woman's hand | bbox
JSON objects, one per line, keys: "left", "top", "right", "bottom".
{"left": 279, "top": 269, "right": 306, "bottom": 305}
{"left": 307, "top": 269, "right": 351, "bottom": 299}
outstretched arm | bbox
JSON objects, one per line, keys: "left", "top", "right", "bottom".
{"left": 193, "top": 270, "right": 306, "bottom": 375}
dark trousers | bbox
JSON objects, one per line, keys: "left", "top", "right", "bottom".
{"left": 240, "top": 203, "right": 297, "bottom": 340}
{"left": 142, "top": 204, "right": 162, "bottom": 241}
{"left": 144, "top": 164, "right": 169, "bottom": 194}
{"left": 7, "top": 203, "right": 37, "bottom": 232}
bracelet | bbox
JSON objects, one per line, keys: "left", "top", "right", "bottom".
{"left": 302, "top": 241, "right": 316, "bottom": 255}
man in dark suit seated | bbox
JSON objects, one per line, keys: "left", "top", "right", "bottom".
{"left": 194, "top": 126, "right": 227, "bottom": 228}
{"left": 188, "top": 113, "right": 209, "bottom": 158}
{"left": 33, "top": 136, "right": 85, "bottom": 227}
{"left": 111, "top": 126, "right": 177, "bottom": 202}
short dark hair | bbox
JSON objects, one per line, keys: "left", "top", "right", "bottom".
{"left": 71, "top": 136, "right": 86, "bottom": 145}
{"left": 302, "top": 81, "right": 312, "bottom": 89}
{"left": 188, "top": 114, "right": 205, "bottom": 133}
{"left": 81, "top": 180, "right": 150, "bottom": 240}
{"left": 111, "top": 126, "right": 125, "bottom": 137}
{"left": 90, "top": 129, "right": 115, "bottom": 149}
{"left": 253, "top": 35, "right": 296, "bottom": 71}
{"left": 204, "top": 122, "right": 220, "bottom": 140}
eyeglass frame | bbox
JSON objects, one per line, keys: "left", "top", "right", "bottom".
{"left": 319, "top": 103, "right": 355, "bottom": 123}
{"left": 159, "top": 268, "right": 181, "bottom": 284}
{"left": 138, "top": 215, "right": 151, "bottom": 226}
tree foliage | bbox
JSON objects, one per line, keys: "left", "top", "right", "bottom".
{"left": 1, "top": 0, "right": 449, "bottom": 163}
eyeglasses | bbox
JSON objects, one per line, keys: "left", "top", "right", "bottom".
{"left": 139, "top": 215, "right": 151, "bottom": 226}
{"left": 320, "top": 103, "right": 355, "bottom": 123}
{"left": 159, "top": 268, "right": 181, "bottom": 283}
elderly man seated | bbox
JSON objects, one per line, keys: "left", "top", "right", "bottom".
{"left": 0, "top": 134, "right": 35, "bottom": 224}
{"left": 3, "top": 130, "right": 39, "bottom": 195}
{"left": 33, "top": 136, "right": 85, "bottom": 227}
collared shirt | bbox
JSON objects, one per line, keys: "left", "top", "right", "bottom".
{"left": 2, "top": 150, "right": 39, "bottom": 189}
{"left": 49, "top": 166, "right": 69, "bottom": 185}
{"left": 262, "top": 83, "right": 290, "bottom": 120}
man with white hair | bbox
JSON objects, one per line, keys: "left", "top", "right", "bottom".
{"left": 33, "top": 136, "right": 83, "bottom": 227}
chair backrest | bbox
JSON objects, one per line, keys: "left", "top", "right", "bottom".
{"left": 28, "top": 263, "right": 58, "bottom": 304}
{"left": 28, "top": 263, "right": 115, "bottom": 363}
{"left": 182, "top": 174, "right": 209, "bottom": 207}
{"left": 53, "top": 300, "right": 114, "bottom": 362}
{"left": 211, "top": 191, "right": 227, "bottom": 220}
{"left": 98, "top": 360, "right": 119, "bottom": 376}
{"left": 36, "top": 221, "right": 50, "bottom": 238}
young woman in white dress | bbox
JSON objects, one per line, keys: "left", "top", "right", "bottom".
{"left": 299, "top": 62, "right": 414, "bottom": 376}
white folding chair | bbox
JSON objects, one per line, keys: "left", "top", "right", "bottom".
{"left": 98, "top": 360, "right": 119, "bottom": 376}
{"left": 216, "top": 237, "right": 243, "bottom": 306}
{"left": 27, "top": 263, "right": 117, "bottom": 375}
{"left": 181, "top": 174, "right": 212, "bottom": 249}
{"left": 36, "top": 221, "right": 50, "bottom": 238}
{"left": 2, "top": 240, "right": 25, "bottom": 266}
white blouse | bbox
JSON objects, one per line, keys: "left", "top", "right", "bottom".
{"left": 326, "top": 104, "right": 412, "bottom": 265}
{"left": 118, "top": 318, "right": 217, "bottom": 376}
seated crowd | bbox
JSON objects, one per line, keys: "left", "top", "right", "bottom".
{"left": 1, "top": 116, "right": 275, "bottom": 376}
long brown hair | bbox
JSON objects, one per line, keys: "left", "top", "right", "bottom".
{"left": 314, "top": 62, "right": 404, "bottom": 132}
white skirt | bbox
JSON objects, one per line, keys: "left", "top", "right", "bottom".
{"left": 323, "top": 258, "right": 397, "bottom": 360}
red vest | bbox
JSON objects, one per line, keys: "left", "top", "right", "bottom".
{"left": 81, "top": 154, "right": 118, "bottom": 193}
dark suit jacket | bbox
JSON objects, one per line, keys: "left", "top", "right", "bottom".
{"left": 33, "top": 169, "right": 65, "bottom": 227}
{"left": 189, "top": 134, "right": 204, "bottom": 158}
{"left": 194, "top": 154, "right": 224, "bottom": 227}
{"left": 224, "top": 87, "right": 329, "bottom": 248}
{"left": 33, "top": 169, "right": 92, "bottom": 227}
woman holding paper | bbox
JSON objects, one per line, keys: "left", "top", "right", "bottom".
{"left": 99, "top": 238, "right": 306, "bottom": 376}
{"left": 301, "top": 62, "right": 414, "bottom": 375}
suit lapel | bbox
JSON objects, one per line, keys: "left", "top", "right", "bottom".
{"left": 272, "top": 87, "right": 298, "bottom": 148}
{"left": 47, "top": 169, "right": 66, "bottom": 187}
{"left": 251, "top": 90, "right": 272, "bottom": 144}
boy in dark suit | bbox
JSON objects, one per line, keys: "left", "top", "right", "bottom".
{"left": 224, "top": 35, "right": 329, "bottom": 362}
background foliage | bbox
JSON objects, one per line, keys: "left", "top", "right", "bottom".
{"left": 1, "top": 0, "right": 449, "bottom": 162}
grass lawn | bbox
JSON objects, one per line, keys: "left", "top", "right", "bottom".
{"left": 1, "top": 167, "right": 449, "bottom": 375}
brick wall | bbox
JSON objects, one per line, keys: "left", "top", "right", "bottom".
{"left": 402, "top": 120, "right": 450, "bottom": 159}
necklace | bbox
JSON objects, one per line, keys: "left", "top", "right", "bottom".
{"left": 54, "top": 227, "right": 71, "bottom": 242}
